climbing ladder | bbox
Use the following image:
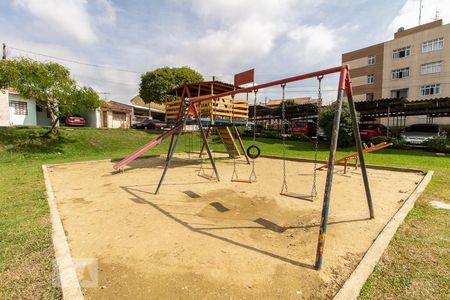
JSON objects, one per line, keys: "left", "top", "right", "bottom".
{"left": 215, "top": 126, "right": 249, "bottom": 163}
{"left": 216, "top": 126, "right": 240, "bottom": 157}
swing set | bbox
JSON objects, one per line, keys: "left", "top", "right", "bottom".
{"left": 113, "top": 65, "right": 374, "bottom": 270}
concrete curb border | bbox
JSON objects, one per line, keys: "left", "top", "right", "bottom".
{"left": 42, "top": 165, "right": 84, "bottom": 300}
{"left": 333, "top": 170, "right": 434, "bottom": 300}
{"left": 43, "top": 156, "right": 432, "bottom": 300}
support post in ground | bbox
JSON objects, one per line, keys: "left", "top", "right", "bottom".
{"left": 347, "top": 89, "right": 374, "bottom": 219}
{"left": 314, "top": 68, "right": 346, "bottom": 270}
{"left": 155, "top": 103, "right": 191, "bottom": 194}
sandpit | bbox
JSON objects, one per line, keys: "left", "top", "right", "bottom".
{"left": 47, "top": 154, "right": 424, "bottom": 299}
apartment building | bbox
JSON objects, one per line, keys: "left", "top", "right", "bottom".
{"left": 342, "top": 20, "right": 449, "bottom": 102}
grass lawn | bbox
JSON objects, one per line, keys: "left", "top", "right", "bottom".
{"left": 0, "top": 128, "right": 449, "bottom": 299}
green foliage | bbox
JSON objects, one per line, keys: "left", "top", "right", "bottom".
{"left": 423, "top": 137, "right": 450, "bottom": 153}
{"left": 289, "top": 133, "right": 311, "bottom": 142}
{"left": 370, "top": 136, "right": 408, "bottom": 149}
{"left": 0, "top": 58, "right": 101, "bottom": 134}
{"left": 319, "top": 101, "right": 355, "bottom": 147}
{"left": 139, "top": 66, "right": 204, "bottom": 105}
{"left": 260, "top": 130, "right": 281, "bottom": 139}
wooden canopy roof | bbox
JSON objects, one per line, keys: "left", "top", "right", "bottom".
{"left": 355, "top": 97, "right": 450, "bottom": 118}
{"left": 166, "top": 81, "right": 241, "bottom": 97}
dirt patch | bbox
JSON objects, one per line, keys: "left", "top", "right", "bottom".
{"left": 47, "top": 154, "right": 423, "bottom": 299}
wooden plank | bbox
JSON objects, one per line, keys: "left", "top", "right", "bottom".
{"left": 231, "top": 178, "right": 256, "bottom": 183}
{"left": 280, "top": 192, "right": 314, "bottom": 201}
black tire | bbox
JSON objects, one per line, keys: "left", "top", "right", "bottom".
{"left": 246, "top": 145, "right": 261, "bottom": 159}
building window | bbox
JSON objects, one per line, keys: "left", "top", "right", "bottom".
{"left": 368, "top": 55, "right": 375, "bottom": 65}
{"left": 367, "top": 74, "right": 374, "bottom": 84}
{"left": 392, "top": 46, "right": 411, "bottom": 59}
{"left": 391, "top": 89, "right": 409, "bottom": 99}
{"left": 391, "top": 67, "right": 410, "bottom": 80}
{"left": 421, "top": 61, "right": 442, "bottom": 75}
{"left": 113, "top": 111, "right": 126, "bottom": 121}
{"left": 9, "top": 101, "right": 28, "bottom": 115}
{"left": 366, "top": 93, "right": 374, "bottom": 101}
{"left": 422, "top": 37, "right": 444, "bottom": 53}
{"left": 420, "top": 84, "right": 440, "bottom": 96}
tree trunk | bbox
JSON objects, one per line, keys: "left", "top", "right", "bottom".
{"left": 44, "top": 105, "right": 59, "bottom": 136}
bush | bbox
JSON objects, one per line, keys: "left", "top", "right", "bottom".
{"left": 260, "top": 130, "right": 281, "bottom": 139}
{"left": 319, "top": 101, "right": 355, "bottom": 147}
{"left": 423, "top": 137, "right": 450, "bottom": 153}
{"left": 289, "top": 133, "right": 311, "bottom": 142}
{"left": 369, "top": 136, "right": 408, "bottom": 149}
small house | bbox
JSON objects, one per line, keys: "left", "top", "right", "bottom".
{"left": 0, "top": 88, "right": 53, "bottom": 127}
{"left": 101, "top": 101, "right": 132, "bottom": 128}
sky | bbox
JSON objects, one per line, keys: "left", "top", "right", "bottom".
{"left": 0, "top": 0, "right": 449, "bottom": 104}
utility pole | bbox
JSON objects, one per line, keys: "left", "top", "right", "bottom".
{"left": 2, "top": 43, "right": 6, "bottom": 60}
{"left": 418, "top": 0, "right": 423, "bottom": 25}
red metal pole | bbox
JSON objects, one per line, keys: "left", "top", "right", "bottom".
{"left": 191, "top": 66, "right": 345, "bottom": 105}
{"left": 314, "top": 66, "right": 348, "bottom": 270}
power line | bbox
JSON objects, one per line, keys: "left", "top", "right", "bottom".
{"left": 9, "top": 46, "right": 143, "bottom": 74}
{"left": 73, "top": 73, "right": 139, "bottom": 87}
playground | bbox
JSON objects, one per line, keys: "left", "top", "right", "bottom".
{"left": 47, "top": 154, "right": 424, "bottom": 299}
{"left": 39, "top": 66, "right": 439, "bottom": 299}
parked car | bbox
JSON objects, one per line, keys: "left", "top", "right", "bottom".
{"left": 291, "top": 121, "right": 317, "bottom": 137}
{"left": 359, "top": 123, "right": 387, "bottom": 142}
{"left": 132, "top": 119, "right": 167, "bottom": 130}
{"left": 400, "top": 124, "right": 447, "bottom": 145}
{"left": 65, "top": 115, "right": 86, "bottom": 127}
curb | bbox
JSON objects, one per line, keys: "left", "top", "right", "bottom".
{"left": 42, "top": 165, "right": 84, "bottom": 300}
{"left": 333, "top": 170, "right": 434, "bottom": 300}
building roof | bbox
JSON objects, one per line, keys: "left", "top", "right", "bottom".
{"left": 102, "top": 101, "right": 132, "bottom": 113}
{"left": 111, "top": 100, "right": 165, "bottom": 114}
{"left": 130, "top": 95, "right": 166, "bottom": 112}
{"left": 394, "top": 19, "right": 443, "bottom": 39}
{"left": 1, "top": 87, "right": 19, "bottom": 94}
{"left": 355, "top": 97, "right": 450, "bottom": 118}
{"left": 167, "top": 80, "right": 242, "bottom": 97}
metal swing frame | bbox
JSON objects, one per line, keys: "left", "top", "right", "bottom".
{"left": 113, "top": 65, "right": 374, "bottom": 270}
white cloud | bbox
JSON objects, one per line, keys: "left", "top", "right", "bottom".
{"left": 284, "top": 24, "right": 338, "bottom": 63}
{"left": 93, "top": 0, "right": 116, "bottom": 25}
{"left": 12, "top": 0, "right": 116, "bottom": 44}
{"left": 166, "top": 0, "right": 335, "bottom": 77}
{"left": 388, "top": 0, "right": 450, "bottom": 36}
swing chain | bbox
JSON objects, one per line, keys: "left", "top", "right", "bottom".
{"left": 311, "top": 75, "right": 323, "bottom": 199}
{"left": 231, "top": 94, "right": 239, "bottom": 180}
{"left": 280, "top": 83, "right": 288, "bottom": 193}
{"left": 249, "top": 89, "right": 258, "bottom": 181}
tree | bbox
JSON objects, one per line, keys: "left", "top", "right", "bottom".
{"left": 0, "top": 58, "right": 101, "bottom": 135}
{"left": 139, "top": 66, "right": 203, "bottom": 118}
{"left": 319, "top": 101, "right": 356, "bottom": 147}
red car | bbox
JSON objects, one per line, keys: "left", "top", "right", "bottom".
{"left": 65, "top": 115, "right": 86, "bottom": 126}
{"left": 291, "top": 121, "right": 317, "bottom": 137}
{"left": 359, "top": 123, "right": 387, "bottom": 142}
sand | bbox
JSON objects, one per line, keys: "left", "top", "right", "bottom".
{"left": 47, "top": 154, "right": 423, "bottom": 299}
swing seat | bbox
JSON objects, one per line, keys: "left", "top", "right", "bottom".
{"left": 280, "top": 192, "right": 314, "bottom": 201}
{"left": 231, "top": 178, "right": 256, "bottom": 183}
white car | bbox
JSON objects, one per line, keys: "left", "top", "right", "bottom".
{"left": 400, "top": 124, "right": 447, "bottom": 145}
